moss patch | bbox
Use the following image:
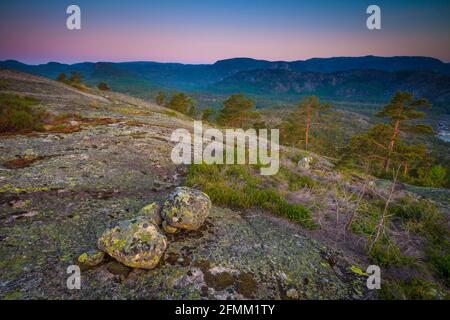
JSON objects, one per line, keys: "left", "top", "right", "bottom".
{"left": 236, "top": 272, "right": 257, "bottom": 298}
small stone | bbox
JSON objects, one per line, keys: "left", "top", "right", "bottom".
{"left": 77, "top": 249, "right": 105, "bottom": 267}
{"left": 297, "top": 156, "right": 313, "bottom": 170}
{"left": 10, "top": 200, "right": 27, "bottom": 209}
{"left": 106, "top": 261, "right": 131, "bottom": 280}
{"left": 279, "top": 272, "right": 288, "bottom": 281}
{"left": 286, "top": 288, "right": 299, "bottom": 299}
{"left": 162, "top": 220, "right": 178, "bottom": 234}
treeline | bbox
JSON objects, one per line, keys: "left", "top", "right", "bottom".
{"left": 155, "top": 89, "right": 448, "bottom": 188}
{"left": 155, "top": 91, "right": 195, "bottom": 116}
{"left": 155, "top": 91, "right": 265, "bottom": 129}
{"left": 56, "top": 72, "right": 110, "bottom": 91}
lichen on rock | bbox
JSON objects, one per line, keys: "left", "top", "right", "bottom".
{"left": 97, "top": 216, "right": 167, "bottom": 269}
{"left": 138, "top": 202, "right": 162, "bottom": 225}
{"left": 162, "top": 220, "right": 178, "bottom": 234}
{"left": 161, "top": 187, "right": 211, "bottom": 231}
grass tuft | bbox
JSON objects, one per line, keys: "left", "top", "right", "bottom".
{"left": 185, "top": 163, "right": 316, "bottom": 229}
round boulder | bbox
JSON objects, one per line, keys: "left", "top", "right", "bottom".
{"left": 97, "top": 217, "right": 167, "bottom": 269}
{"left": 161, "top": 187, "right": 211, "bottom": 231}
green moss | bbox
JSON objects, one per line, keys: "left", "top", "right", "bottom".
{"left": 204, "top": 271, "right": 235, "bottom": 291}
{"left": 163, "top": 110, "right": 177, "bottom": 117}
{"left": 0, "top": 184, "right": 50, "bottom": 194}
{"left": 236, "top": 272, "right": 257, "bottom": 298}
{"left": 3, "top": 291, "right": 22, "bottom": 300}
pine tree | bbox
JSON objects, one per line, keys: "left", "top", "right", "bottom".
{"left": 97, "top": 82, "right": 110, "bottom": 91}
{"left": 376, "top": 91, "right": 432, "bottom": 171}
{"left": 217, "top": 94, "right": 258, "bottom": 128}
{"left": 155, "top": 91, "right": 166, "bottom": 106}
{"left": 347, "top": 124, "right": 391, "bottom": 170}
{"left": 167, "top": 92, "right": 195, "bottom": 115}
{"left": 201, "top": 108, "right": 214, "bottom": 122}
{"left": 57, "top": 73, "right": 67, "bottom": 83}
{"left": 280, "top": 96, "right": 330, "bottom": 150}
{"left": 69, "top": 72, "right": 82, "bottom": 84}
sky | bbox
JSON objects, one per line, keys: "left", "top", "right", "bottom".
{"left": 0, "top": 0, "right": 449, "bottom": 64}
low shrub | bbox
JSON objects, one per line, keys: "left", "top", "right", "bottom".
{"left": 0, "top": 94, "right": 46, "bottom": 132}
{"left": 368, "top": 238, "right": 411, "bottom": 267}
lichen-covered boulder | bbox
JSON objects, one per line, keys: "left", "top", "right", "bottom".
{"left": 77, "top": 249, "right": 105, "bottom": 267}
{"left": 97, "top": 217, "right": 167, "bottom": 269}
{"left": 138, "top": 202, "right": 162, "bottom": 225}
{"left": 161, "top": 187, "right": 211, "bottom": 231}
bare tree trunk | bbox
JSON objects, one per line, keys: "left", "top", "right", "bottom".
{"left": 304, "top": 105, "right": 311, "bottom": 151}
{"left": 384, "top": 119, "right": 400, "bottom": 172}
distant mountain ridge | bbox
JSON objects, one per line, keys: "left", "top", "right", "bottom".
{"left": 1, "top": 56, "right": 450, "bottom": 107}
{"left": 210, "top": 68, "right": 450, "bottom": 104}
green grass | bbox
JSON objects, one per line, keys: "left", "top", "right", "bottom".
{"left": 278, "top": 167, "right": 316, "bottom": 191}
{"left": 349, "top": 202, "right": 381, "bottom": 236}
{"left": 0, "top": 93, "right": 46, "bottom": 133}
{"left": 347, "top": 200, "right": 414, "bottom": 267}
{"left": 427, "top": 249, "right": 450, "bottom": 287}
{"left": 368, "top": 238, "right": 413, "bottom": 267}
{"left": 163, "top": 110, "right": 178, "bottom": 117}
{"left": 185, "top": 163, "right": 316, "bottom": 229}
{"left": 380, "top": 278, "right": 442, "bottom": 300}
{"left": 391, "top": 197, "right": 450, "bottom": 285}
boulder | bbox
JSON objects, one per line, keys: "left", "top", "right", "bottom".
{"left": 161, "top": 187, "right": 211, "bottom": 231}
{"left": 97, "top": 217, "right": 167, "bottom": 269}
